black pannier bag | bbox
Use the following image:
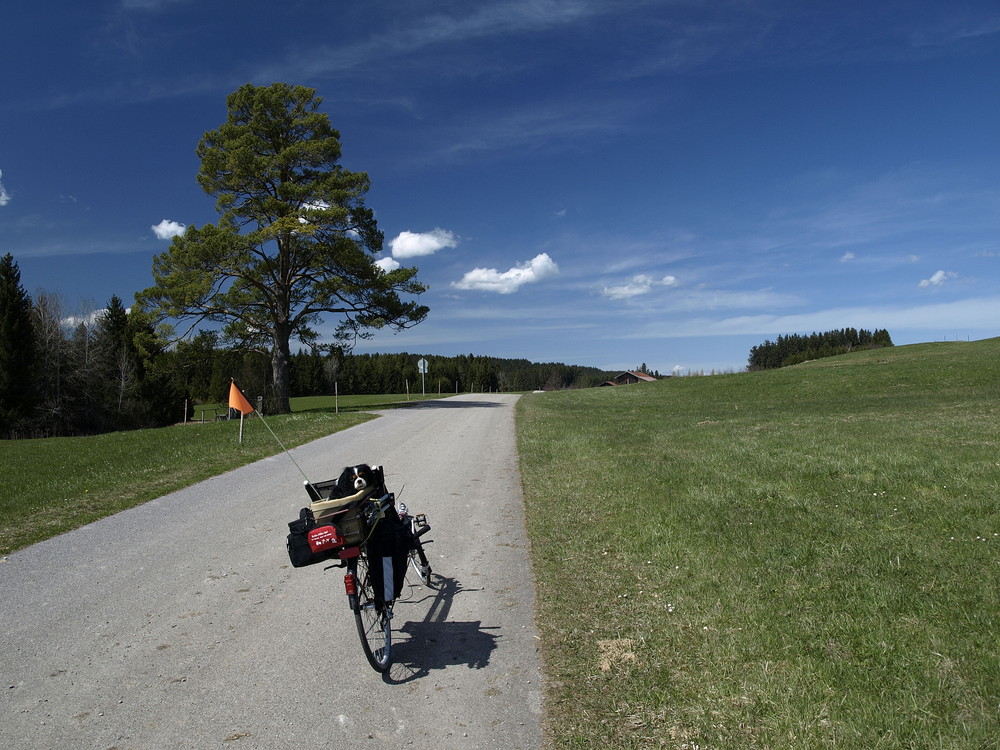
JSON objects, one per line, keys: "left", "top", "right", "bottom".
{"left": 286, "top": 508, "right": 340, "bottom": 568}
{"left": 364, "top": 505, "right": 413, "bottom": 601}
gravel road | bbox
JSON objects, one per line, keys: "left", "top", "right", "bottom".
{"left": 1, "top": 393, "right": 542, "bottom": 749}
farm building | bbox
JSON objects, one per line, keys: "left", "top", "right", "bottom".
{"left": 600, "top": 371, "right": 659, "bottom": 386}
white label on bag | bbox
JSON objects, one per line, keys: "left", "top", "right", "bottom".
{"left": 382, "top": 556, "right": 394, "bottom": 602}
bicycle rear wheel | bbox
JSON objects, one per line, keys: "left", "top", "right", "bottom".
{"left": 352, "top": 554, "right": 391, "bottom": 672}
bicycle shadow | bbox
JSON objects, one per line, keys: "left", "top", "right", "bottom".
{"left": 383, "top": 574, "right": 500, "bottom": 684}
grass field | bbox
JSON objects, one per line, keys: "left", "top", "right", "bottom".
{"left": 0, "top": 392, "right": 445, "bottom": 555}
{"left": 516, "top": 340, "right": 1000, "bottom": 748}
{"left": 3, "top": 349, "right": 998, "bottom": 747}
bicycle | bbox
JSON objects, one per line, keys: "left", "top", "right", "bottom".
{"left": 346, "top": 496, "right": 433, "bottom": 670}
{"left": 287, "top": 465, "right": 433, "bottom": 672}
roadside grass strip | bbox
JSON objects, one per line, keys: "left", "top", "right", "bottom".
{"left": 517, "top": 340, "right": 1000, "bottom": 749}
{"left": 0, "top": 410, "right": 374, "bottom": 555}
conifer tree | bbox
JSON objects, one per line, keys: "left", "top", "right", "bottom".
{"left": 0, "top": 254, "right": 36, "bottom": 432}
{"left": 138, "top": 83, "right": 428, "bottom": 413}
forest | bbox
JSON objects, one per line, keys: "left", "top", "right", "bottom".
{"left": 747, "top": 328, "right": 893, "bottom": 370}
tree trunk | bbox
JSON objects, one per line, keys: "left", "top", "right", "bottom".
{"left": 270, "top": 325, "right": 292, "bottom": 414}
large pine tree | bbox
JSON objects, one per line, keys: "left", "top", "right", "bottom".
{"left": 138, "top": 83, "right": 428, "bottom": 414}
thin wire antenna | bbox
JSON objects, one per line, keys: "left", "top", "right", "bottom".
{"left": 254, "top": 411, "right": 312, "bottom": 485}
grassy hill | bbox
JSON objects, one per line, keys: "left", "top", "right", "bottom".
{"left": 516, "top": 339, "right": 999, "bottom": 749}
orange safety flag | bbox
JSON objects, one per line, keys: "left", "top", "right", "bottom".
{"left": 228, "top": 380, "right": 255, "bottom": 415}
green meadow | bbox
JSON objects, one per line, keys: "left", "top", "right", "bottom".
{"left": 2, "top": 345, "right": 998, "bottom": 748}
{"left": 517, "top": 340, "right": 999, "bottom": 748}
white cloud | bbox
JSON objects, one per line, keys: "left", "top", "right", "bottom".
{"left": 452, "top": 252, "right": 559, "bottom": 294}
{"left": 152, "top": 219, "right": 186, "bottom": 239}
{"left": 840, "top": 251, "right": 855, "bottom": 262}
{"left": 61, "top": 309, "right": 107, "bottom": 330}
{"left": 0, "top": 169, "right": 11, "bottom": 206}
{"left": 919, "top": 270, "right": 957, "bottom": 288}
{"left": 389, "top": 228, "right": 458, "bottom": 258}
{"left": 602, "top": 273, "right": 678, "bottom": 300}
{"left": 603, "top": 276, "right": 654, "bottom": 300}
{"left": 375, "top": 256, "right": 401, "bottom": 273}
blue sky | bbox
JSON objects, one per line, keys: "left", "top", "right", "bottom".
{"left": 3, "top": 1, "right": 999, "bottom": 374}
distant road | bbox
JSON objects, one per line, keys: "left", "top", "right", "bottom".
{"left": 1, "top": 394, "right": 542, "bottom": 749}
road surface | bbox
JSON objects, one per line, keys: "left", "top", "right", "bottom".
{"left": 1, "top": 394, "right": 542, "bottom": 749}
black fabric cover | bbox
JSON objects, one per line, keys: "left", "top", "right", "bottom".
{"left": 365, "top": 507, "right": 412, "bottom": 601}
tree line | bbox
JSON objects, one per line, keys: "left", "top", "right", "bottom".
{"left": 172, "top": 343, "right": 615, "bottom": 404}
{"left": 1, "top": 254, "right": 184, "bottom": 437}
{"left": 1, "top": 254, "right": 615, "bottom": 437}
{"left": 298, "top": 352, "right": 614, "bottom": 396}
{"left": 747, "top": 328, "right": 893, "bottom": 371}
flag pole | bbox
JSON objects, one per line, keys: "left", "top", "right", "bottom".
{"left": 228, "top": 379, "right": 311, "bottom": 484}
{"left": 229, "top": 379, "right": 254, "bottom": 445}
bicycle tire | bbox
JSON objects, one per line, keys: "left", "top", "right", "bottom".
{"left": 352, "top": 554, "right": 392, "bottom": 672}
